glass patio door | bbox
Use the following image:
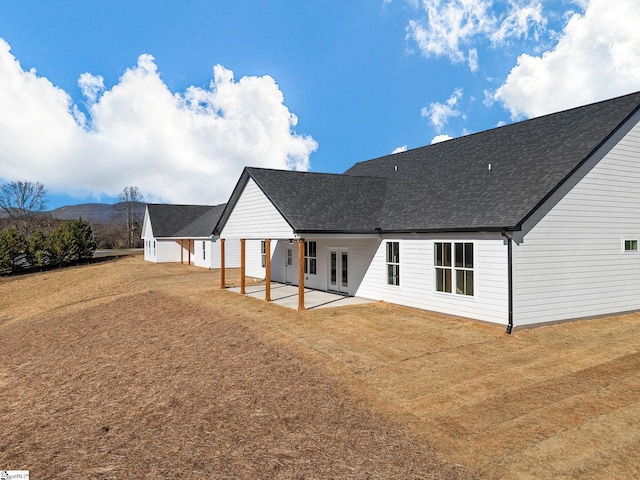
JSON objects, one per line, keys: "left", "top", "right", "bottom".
{"left": 328, "top": 249, "right": 348, "bottom": 294}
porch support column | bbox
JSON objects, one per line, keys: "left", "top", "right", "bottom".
{"left": 265, "top": 239, "right": 271, "bottom": 302}
{"left": 298, "top": 238, "right": 305, "bottom": 311}
{"left": 220, "top": 238, "right": 226, "bottom": 289}
{"left": 240, "top": 238, "right": 246, "bottom": 295}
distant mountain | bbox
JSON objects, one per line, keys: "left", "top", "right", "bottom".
{"left": 48, "top": 202, "right": 146, "bottom": 224}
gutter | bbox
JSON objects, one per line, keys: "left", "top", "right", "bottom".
{"left": 501, "top": 230, "right": 514, "bottom": 334}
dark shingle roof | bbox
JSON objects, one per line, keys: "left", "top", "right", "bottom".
{"left": 221, "top": 91, "right": 640, "bottom": 234}
{"left": 246, "top": 169, "right": 387, "bottom": 232}
{"left": 147, "top": 204, "right": 225, "bottom": 238}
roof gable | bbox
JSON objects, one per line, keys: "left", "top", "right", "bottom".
{"left": 246, "top": 168, "right": 388, "bottom": 233}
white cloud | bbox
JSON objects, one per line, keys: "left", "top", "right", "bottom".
{"left": 0, "top": 39, "right": 317, "bottom": 205}
{"left": 421, "top": 87, "right": 464, "bottom": 131}
{"left": 391, "top": 145, "right": 408, "bottom": 154}
{"left": 406, "top": 0, "right": 547, "bottom": 70}
{"left": 490, "top": 1, "right": 545, "bottom": 43}
{"left": 493, "top": 0, "right": 640, "bottom": 119}
{"left": 78, "top": 73, "right": 105, "bottom": 105}
{"left": 468, "top": 48, "right": 480, "bottom": 72}
{"left": 431, "top": 134, "right": 453, "bottom": 143}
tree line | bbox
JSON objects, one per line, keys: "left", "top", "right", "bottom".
{"left": 0, "top": 219, "right": 97, "bottom": 272}
{"left": 0, "top": 181, "right": 145, "bottom": 273}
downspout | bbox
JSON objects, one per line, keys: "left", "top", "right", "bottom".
{"left": 501, "top": 230, "right": 514, "bottom": 334}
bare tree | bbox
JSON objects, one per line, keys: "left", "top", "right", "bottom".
{"left": 118, "top": 186, "right": 145, "bottom": 248}
{"left": 0, "top": 181, "right": 48, "bottom": 237}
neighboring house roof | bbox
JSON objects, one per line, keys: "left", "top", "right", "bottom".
{"left": 147, "top": 204, "right": 225, "bottom": 238}
{"left": 217, "top": 91, "right": 640, "bottom": 235}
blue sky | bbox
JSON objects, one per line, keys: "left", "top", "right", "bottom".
{"left": 1, "top": 0, "right": 639, "bottom": 209}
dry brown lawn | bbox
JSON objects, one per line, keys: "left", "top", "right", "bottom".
{"left": 1, "top": 255, "right": 639, "bottom": 479}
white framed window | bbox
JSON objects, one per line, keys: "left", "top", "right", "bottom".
{"left": 153, "top": 241, "right": 156, "bottom": 256}
{"left": 434, "top": 242, "right": 474, "bottom": 296}
{"left": 261, "top": 241, "right": 266, "bottom": 267}
{"left": 202, "top": 241, "right": 206, "bottom": 260}
{"left": 386, "top": 241, "right": 400, "bottom": 286}
{"left": 623, "top": 239, "right": 638, "bottom": 252}
{"left": 434, "top": 242, "right": 452, "bottom": 293}
{"left": 304, "top": 241, "right": 317, "bottom": 274}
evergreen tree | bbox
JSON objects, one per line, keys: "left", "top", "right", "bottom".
{"left": 26, "top": 229, "right": 48, "bottom": 267}
{"left": 67, "top": 219, "right": 98, "bottom": 261}
{"left": 45, "top": 224, "right": 75, "bottom": 267}
{"left": 0, "top": 226, "right": 26, "bottom": 272}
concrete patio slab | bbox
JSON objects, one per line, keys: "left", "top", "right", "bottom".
{"left": 228, "top": 283, "right": 374, "bottom": 310}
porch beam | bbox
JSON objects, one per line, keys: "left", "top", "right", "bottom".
{"left": 298, "top": 238, "right": 305, "bottom": 311}
{"left": 240, "top": 238, "right": 246, "bottom": 295}
{"left": 265, "top": 239, "right": 271, "bottom": 302}
{"left": 220, "top": 238, "right": 226, "bottom": 289}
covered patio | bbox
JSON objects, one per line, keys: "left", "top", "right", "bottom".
{"left": 228, "top": 283, "right": 374, "bottom": 310}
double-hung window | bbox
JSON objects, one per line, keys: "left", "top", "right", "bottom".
{"left": 261, "top": 241, "right": 266, "bottom": 267}
{"left": 434, "top": 242, "right": 474, "bottom": 296}
{"left": 624, "top": 239, "right": 638, "bottom": 252}
{"left": 434, "top": 242, "right": 452, "bottom": 293}
{"left": 202, "top": 241, "right": 206, "bottom": 260}
{"left": 386, "top": 241, "right": 400, "bottom": 286}
{"left": 304, "top": 241, "right": 317, "bottom": 274}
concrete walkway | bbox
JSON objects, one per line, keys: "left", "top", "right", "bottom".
{"left": 228, "top": 283, "right": 375, "bottom": 310}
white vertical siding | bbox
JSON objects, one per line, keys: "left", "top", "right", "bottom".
{"left": 356, "top": 234, "right": 508, "bottom": 325}
{"left": 142, "top": 208, "right": 155, "bottom": 262}
{"left": 221, "top": 179, "right": 295, "bottom": 239}
{"left": 514, "top": 117, "right": 640, "bottom": 326}
{"left": 193, "top": 239, "right": 210, "bottom": 268}
{"left": 244, "top": 239, "right": 268, "bottom": 278}
{"left": 222, "top": 238, "right": 241, "bottom": 269}
{"left": 156, "top": 240, "right": 183, "bottom": 263}
{"left": 143, "top": 239, "right": 156, "bottom": 262}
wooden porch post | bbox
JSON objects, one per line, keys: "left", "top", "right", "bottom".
{"left": 220, "top": 238, "right": 226, "bottom": 289}
{"left": 298, "top": 238, "right": 305, "bottom": 311}
{"left": 240, "top": 238, "right": 246, "bottom": 295}
{"left": 265, "top": 239, "right": 271, "bottom": 302}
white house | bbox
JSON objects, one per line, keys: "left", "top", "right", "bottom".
{"left": 142, "top": 204, "right": 240, "bottom": 269}
{"left": 214, "top": 91, "right": 640, "bottom": 332}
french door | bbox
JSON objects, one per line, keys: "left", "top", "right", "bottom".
{"left": 328, "top": 249, "right": 348, "bottom": 294}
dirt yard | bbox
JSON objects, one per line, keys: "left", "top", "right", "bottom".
{"left": 1, "top": 256, "right": 639, "bottom": 479}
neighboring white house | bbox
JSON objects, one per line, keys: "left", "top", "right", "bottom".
{"left": 142, "top": 203, "right": 239, "bottom": 269}
{"left": 214, "top": 91, "right": 640, "bottom": 332}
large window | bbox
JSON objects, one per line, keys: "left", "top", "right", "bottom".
{"left": 435, "top": 242, "right": 474, "bottom": 296}
{"left": 386, "top": 241, "right": 400, "bottom": 286}
{"left": 304, "top": 241, "right": 317, "bottom": 274}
